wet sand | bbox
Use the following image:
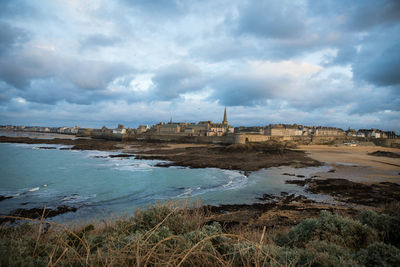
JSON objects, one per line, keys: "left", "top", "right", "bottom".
{"left": 297, "top": 145, "right": 400, "bottom": 183}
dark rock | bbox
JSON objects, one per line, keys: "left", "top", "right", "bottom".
{"left": 328, "top": 169, "right": 336, "bottom": 173}
{"left": 368, "top": 151, "right": 400, "bottom": 158}
{"left": 296, "top": 175, "right": 305, "bottom": 178}
{"left": 38, "top": 147, "right": 57, "bottom": 149}
{"left": 257, "top": 194, "right": 279, "bottom": 201}
{"left": 0, "top": 195, "right": 12, "bottom": 202}
{"left": 155, "top": 162, "right": 174, "bottom": 168}
{"left": 289, "top": 178, "right": 400, "bottom": 205}
{"left": 282, "top": 173, "right": 296, "bottom": 176}
{"left": 109, "top": 154, "right": 134, "bottom": 158}
{"left": 285, "top": 179, "right": 312, "bottom": 186}
{"left": 1, "top": 206, "right": 78, "bottom": 224}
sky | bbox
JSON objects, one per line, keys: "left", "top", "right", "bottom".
{"left": 0, "top": 0, "right": 399, "bottom": 132}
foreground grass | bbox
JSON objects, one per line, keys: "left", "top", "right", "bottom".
{"left": 1, "top": 202, "right": 400, "bottom": 266}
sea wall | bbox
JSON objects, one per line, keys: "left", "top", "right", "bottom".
{"left": 371, "top": 138, "right": 400, "bottom": 148}
{"left": 234, "top": 133, "right": 271, "bottom": 144}
{"left": 91, "top": 131, "right": 122, "bottom": 141}
{"left": 123, "top": 133, "right": 235, "bottom": 144}
{"left": 92, "top": 131, "right": 399, "bottom": 147}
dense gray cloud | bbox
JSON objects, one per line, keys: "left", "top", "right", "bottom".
{"left": 352, "top": 26, "right": 400, "bottom": 87}
{"left": 210, "top": 74, "right": 283, "bottom": 106}
{"left": 0, "top": 0, "right": 35, "bottom": 18}
{"left": 150, "top": 63, "right": 206, "bottom": 100}
{"left": 80, "top": 34, "right": 122, "bottom": 50}
{"left": 0, "top": 50, "right": 130, "bottom": 91}
{"left": 309, "top": 0, "right": 400, "bottom": 31}
{"left": 236, "top": 0, "right": 306, "bottom": 39}
{"left": 119, "top": 0, "right": 189, "bottom": 18}
{"left": 0, "top": 21, "right": 29, "bottom": 54}
{"left": 0, "top": 0, "right": 399, "bottom": 132}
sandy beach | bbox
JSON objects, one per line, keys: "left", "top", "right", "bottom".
{"left": 298, "top": 145, "right": 400, "bottom": 183}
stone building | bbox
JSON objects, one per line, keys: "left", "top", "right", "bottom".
{"left": 313, "top": 126, "right": 345, "bottom": 136}
{"left": 265, "top": 124, "right": 303, "bottom": 136}
{"left": 150, "top": 108, "right": 234, "bottom": 136}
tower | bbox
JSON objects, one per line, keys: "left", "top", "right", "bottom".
{"left": 222, "top": 107, "right": 228, "bottom": 125}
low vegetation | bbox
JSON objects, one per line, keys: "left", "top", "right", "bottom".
{"left": 1, "top": 202, "right": 399, "bottom": 266}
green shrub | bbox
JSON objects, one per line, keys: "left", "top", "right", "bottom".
{"left": 4, "top": 205, "right": 400, "bottom": 266}
{"left": 277, "top": 211, "right": 378, "bottom": 250}
{"left": 355, "top": 242, "right": 400, "bottom": 266}
{"left": 358, "top": 209, "right": 400, "bottom": 247}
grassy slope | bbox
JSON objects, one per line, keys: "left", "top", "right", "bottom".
{"left": 1, "top": 201, "right": 400, "bottom": 266}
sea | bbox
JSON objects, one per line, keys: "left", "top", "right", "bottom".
{"left": 0, "top": 132, "right": 331, "bottom": 223}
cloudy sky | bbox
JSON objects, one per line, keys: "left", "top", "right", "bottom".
{"left": 0, "top": 0, "right": 399, "bottom": 132}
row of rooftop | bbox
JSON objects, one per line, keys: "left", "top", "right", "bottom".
{"left": 0, "top": 107, "right": 397, "bottom": 139}
{"left": 1, "top": 123, "right": 397, "bottom": 139}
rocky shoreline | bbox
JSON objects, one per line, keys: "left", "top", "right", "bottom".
{"left": 0, "top": 135, "right": 321, "bottom": 172}
{"left": 1, "top": 135, "right": 399, "bottom": 228}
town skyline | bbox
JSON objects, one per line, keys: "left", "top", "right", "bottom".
{"left": 1, "top": 107, "right": 400, "bottom": 135}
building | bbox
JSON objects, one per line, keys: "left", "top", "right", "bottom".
{"left": 358, "top": 129, "right": 387, "bottom": 138}
{"left": 150, "top": 108, "right": 234, "bottom": 136}
{"left": 113, "top": 124, "right": 127, "bottom": 134}
{"left": 314, "top": 126, "right": 345, "bottom": 136}
{"left": 137, "top": 125, "right": 148, "bottom": 133}
{"left": 265, "top": 124, "right": 303, "bottom": 136}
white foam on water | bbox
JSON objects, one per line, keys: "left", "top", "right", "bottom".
{"left": 85, "top": 150, "right": 113, "bottom": 158}
{"left": 61, "top": 194, "right": 96, "bottom": 204}
{"left": 10, "top": 185, "right": 43, "bottom": 197}
{"left": 177, "top": 187, "right": 202, "bottom": 197}
{"left": 28, "top": 187, "right": 40, "bottom": 192}
{"left": 220, "top": 170, "right": 249, "bottom": 190}
{"left": 137, "top": 163, "right": 152, "bottom": 168}
{"left": 223, "top": 180, "right": 233, "bottom": 187}
{"left": 58, "top": 145, "right": 73, "bottom": 149}
{"left": 115, "top": 164, "right": 153, "bottom": 172}
{"left": 13, "top": 143, "right": 37, "bottom": 149}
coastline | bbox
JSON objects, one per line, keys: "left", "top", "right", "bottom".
{"left": 0, "top": 136, "right": 322, "bottom": 172}
{"left": 1, "top": 135, "right": 399, "bottom": 227}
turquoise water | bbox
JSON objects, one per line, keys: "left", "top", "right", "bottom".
{"left": 0, "top": 142, "right": 331, "bottom": 222}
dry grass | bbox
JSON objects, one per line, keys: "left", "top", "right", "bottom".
{"left": 1, "top": 201, "right": 400, "bottom": 266}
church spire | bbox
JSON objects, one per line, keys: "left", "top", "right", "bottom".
{"left": 222, "top": 107, "right": 228, "bottom": 125}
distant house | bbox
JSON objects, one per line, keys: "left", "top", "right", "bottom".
{"left": 113, "top": 128, "right": 126, "bottom": 134}
{"left": 358, "top": 128, "right": 387, "bottom": 138}
{"left": 356, "top": 132, "right": 365, "bottom": 138}
{"left": 371, "top": 130, "right": 381, "bottom": 138}
{"left": 346, "top": 129, "right": 357, "bottom": 137}
{"left": 137, "top": 125, "right": 148, "bottom": 134}
{"left": 69, "top": 126, "right": 80, "bottom": 134}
